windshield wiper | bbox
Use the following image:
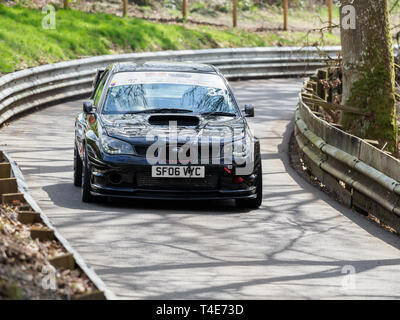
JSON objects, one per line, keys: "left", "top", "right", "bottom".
{"left": 200, "top": 111, "right": 237, "bottom": 117}
{"left": 126, "top": 108, "right": 193, "bottom": 114}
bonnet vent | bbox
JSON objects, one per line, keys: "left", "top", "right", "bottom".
{"left": 148, "top": 115, "right": 200, "bottom": 126}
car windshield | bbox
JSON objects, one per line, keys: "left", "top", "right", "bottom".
{"left": 101, "top": 71, "right": 237, "bottom": 115}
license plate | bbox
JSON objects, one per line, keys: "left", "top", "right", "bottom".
{"left": 152, "top": 166, "right": 205, "bottom": 178}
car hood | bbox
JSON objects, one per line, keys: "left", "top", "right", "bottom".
{"left": 100, "top": 113, "right": 248, "bottom": 143}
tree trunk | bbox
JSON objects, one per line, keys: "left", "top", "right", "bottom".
{"left": 340, "top": 0, "right": 398, "bottom": 153}
{"left": 63, "top": 0, "right": 68, "bottom": 9}
{"left": 327, "top": 0, "right": 332, "bottom": 33}
{"left": 182, "top": 0, "right": 187, "bottom": 22}
{"left": 122, "top": 0, "right": 128, "bottom": 17}
{"left": 283, "top": 0, "right": 288, "bottom": 31}
{"left": 233, "top": 0, "right": 237, "bottom": 28}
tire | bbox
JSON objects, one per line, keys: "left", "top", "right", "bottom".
{"left": 81, "top": 146, "right": 95, "bottom": 203}
{"left": 236, "top": 162, "right": 263, "bottom": 209}
{"left": 73, "top": 143, "right": 83, "bottom": 187}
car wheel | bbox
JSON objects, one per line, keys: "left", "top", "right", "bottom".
{"left": 81, "top": 146, "right": 94, "bottom": 203}
{"left": 235, "top": 162, "right": 263, "bottom": 209}
{"left": 73, "top": 143, "right": 83, "bottom": 187}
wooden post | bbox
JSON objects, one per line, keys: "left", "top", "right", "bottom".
{"left": 30, "top": 227, "right": 55, "bottom": 241}
{"left": 0, "top": 178, "right": 18, "bottom": 195}
{"left": 17, "top": 211, "right": 42, "bottom": 225}
{"left": 49, "top": 253, "right": 76, "bottom": 270}
{"left": 182, "top": 0, "right": 187, "bottom": 22}
{"left": 233, "top": 0, "right": 238, "bottom": 28}
{"left": 328, "top": 0, "right": 333, "bottom": 33}
{"left": 0, "top": 163, "right": 11, "bottom": 179}
{"left": 122, "top": 0, "right": 128, "bottom": 17}
{"left": 63, "top": 0, "right": 68, "bottom": 9}
{"left": 283, "top": 0, "right": 288, "bottom": 31}
{"left": 2, "top": 193, "right": 25, "bottom": 206}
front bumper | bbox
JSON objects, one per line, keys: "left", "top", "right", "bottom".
{"left": 88, "top": 155, "right": 259, "bottom": 201}
{"left": 90, "top": 185, "right": 257, "bottom": 200}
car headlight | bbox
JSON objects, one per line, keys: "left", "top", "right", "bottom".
{"left": 100, "top": 132, "right": 136, "bottom": 155}
{"left": 232, "top": 138, "right": 247, "bottom": 157}
{"left": 221, "top": 137, "right": 248, "bottom": 165}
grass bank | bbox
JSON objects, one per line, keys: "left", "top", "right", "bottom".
{"left": 0, "top": 4, "right": 340, "bottom": 74}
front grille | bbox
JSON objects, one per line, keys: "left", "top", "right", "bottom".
{"left": 136, "top": 171, "right": 218, "bottom": 190}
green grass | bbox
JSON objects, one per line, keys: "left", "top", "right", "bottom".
{"left": 0, "top": 4, "right": 340, "bottom": 74}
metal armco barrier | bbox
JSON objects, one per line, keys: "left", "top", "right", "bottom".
{"left": 295, "top": 70, "right": 400, "bottom": 233}
{"left": 0, "top": 46, "right": 341, "bottom": 127}
{"left": 1, "top": 46, "right": 400, "bottom": 296}
{"left": 0, "top": 46, "right": 342, "bottom": 300}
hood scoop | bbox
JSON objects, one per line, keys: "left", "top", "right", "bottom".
{"left": 148, "top": 115, "right": 200, "bottom": 126}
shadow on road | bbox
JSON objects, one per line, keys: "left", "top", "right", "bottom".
{"left": 42, "top": 182, "right": 252, "bottom": 214}
{"left": 3, "top": 79, "right": 400, "bottom": 298}
{"left": 279, "top": 117, "right": 400, "bottom": 253}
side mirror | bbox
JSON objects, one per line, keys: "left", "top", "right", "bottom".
{"left": 243, "top": 104, "right": 254, "bottom": 117}
{"left": 83, "top": 101, "right": 94, "bottom": 114}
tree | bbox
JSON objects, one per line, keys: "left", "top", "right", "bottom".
{"left": 233, "top": 0, "right": 238, "bottom": 28}
{"left": 283, "top": 0, "right": 288, "bottom": 31}
{"left": 340, "top": 0, "right": 398, "bottom": 153}
{"left": 182, "top": 0, "right": 187, "bottom": 22}
{"left": 327, "top": 0, "right": 332, "bottom": 33}
{"left": 122, "top": 0, "right": 128, "bottom": 17}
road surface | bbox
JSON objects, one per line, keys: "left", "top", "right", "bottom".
{"left": 1, "top": 79, "right": 400, "bottom": 299}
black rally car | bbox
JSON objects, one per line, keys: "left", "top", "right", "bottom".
{"left": 74, "top": 62, "right": 262, "bottom": 208}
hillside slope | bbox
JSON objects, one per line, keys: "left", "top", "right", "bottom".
{"left": 0, "top": 4, "right": 339, "bottom": 74}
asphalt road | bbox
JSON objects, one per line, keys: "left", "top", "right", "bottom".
{"left": 1, "top": 78, "right": 400, "bottom": 299}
